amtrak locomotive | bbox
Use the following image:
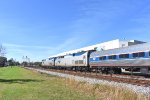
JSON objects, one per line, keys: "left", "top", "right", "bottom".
{"left": 42, "top": 42, "right": 150, "bottom": 74}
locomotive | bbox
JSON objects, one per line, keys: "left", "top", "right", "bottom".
{"left": 42, "top": 42, "right": 150, "bottom": 74}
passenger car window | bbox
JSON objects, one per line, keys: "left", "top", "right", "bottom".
{"left": 119, "top": 54, "right": 129, "bottom": 58}
{"left": 133, "top": 53, "right": 138, "bottom": 57}
{"left": 99, "top": 56, "right": 106, "bottom": 60}
{"left": 133, "top": 52, "right": 145, "bottom": 58}
{"left": 139, "top": 52, "right": 145, "bottom": 57}
{"left": 108, "top": 55, "right": 116, "bottom": 59}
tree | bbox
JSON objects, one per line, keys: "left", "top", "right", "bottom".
{"left": 15, "top": 61, "right": 20, "bottom": 66}
{"left": 0, "top": 56, "right": 7, "bottom": 67}
{"left": 7, "top": 58, "right": 20, "bottom": 66}
{"left": 8, "top": 58, "right": 15, "bottom": 66}
{"left": 22, "top": 61, "right": 28, "bottom": 66}
{"left": 33, "top": 62, "right": 42, "bottom": 66}
{"left": 0, "top": 44, "right": 7, "bottom": 67}
{"left": 0, "top": 44, "right": 6, "bottom": 57}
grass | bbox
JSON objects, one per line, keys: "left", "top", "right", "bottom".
{"left": 66, "top": 78, "right": 150, "bottom": 100}
{"left": 0, "top": 66, "right": 95, "bottom": 100}
{"left": 0, "top": 66, "right": 149, "bottom": 100}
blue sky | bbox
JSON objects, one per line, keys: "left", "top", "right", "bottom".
{"left": 0, "top": 0, "right": 150, "bottom": 62}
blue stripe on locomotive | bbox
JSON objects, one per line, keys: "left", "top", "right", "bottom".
{"left": 89, "top": 51, "right": 150, "bottom": 63}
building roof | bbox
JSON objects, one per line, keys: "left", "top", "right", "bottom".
{"left": 48, "top": 39, "right": 145, "bottom": 58}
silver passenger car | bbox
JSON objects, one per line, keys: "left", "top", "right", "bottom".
{"left": 90, "top": 42, "right": 150, "bottom": 67}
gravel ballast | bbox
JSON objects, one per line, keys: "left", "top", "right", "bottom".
{"left": 26, "top": 67, "right": 150, "bottom": 96}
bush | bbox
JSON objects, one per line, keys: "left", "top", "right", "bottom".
{"left": 0, "top": 56, "right": 7, "bottom": 67}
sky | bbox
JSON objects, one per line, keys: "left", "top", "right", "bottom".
{"left": 0, "top": 0, "right": 150, "bottom": 62}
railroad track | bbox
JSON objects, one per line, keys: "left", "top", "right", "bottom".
{"left": 26, "top": 66, "right": 150, "bottom": 87}
{"left": 49, "top": 69, "right": 150, "bottom": 87}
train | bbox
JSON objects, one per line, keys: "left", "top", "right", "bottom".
{"left": 42, "top": 42, "right": 150, "bottom": 74}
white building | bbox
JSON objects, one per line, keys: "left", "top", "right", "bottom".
{"left": 49, "top": 39, "right": 145, "bottom": 58}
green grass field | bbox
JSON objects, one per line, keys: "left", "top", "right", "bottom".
{"left": 0, "top": 67, "right": 149, "bottom": 100}
{"left": 0, "top": 67, "right": 95, "bottom": 100}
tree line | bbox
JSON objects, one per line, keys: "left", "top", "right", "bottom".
{"left": 0, "top": 44, "right": 20, "bottom": 67}
{"left": 0, "top": 44, "right": 41, "bottom": 67}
